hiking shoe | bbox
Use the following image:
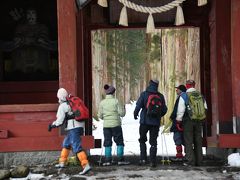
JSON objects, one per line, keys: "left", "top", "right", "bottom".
{"left": 55, "top": 162, "right": 66, "bottom": 168}
{"left": 79, "top": 163, "right": 91, "bottom": 175}
{"left": 150, "top": 162, "right": 157, "bottom": 168}
{"left": 171, "top": 157, "right": 184, "bottom": 162}
{"left": 183, "top": 162, "right": 193, "bottom": 167}
{"left": 102, "top": 161, "right": 112, "bottom": 166}
{"left": 118, "top": 160, "right": 130, "bottom": 165}
{"left": 139, "top": 160, "right": 146, "bottom": 166}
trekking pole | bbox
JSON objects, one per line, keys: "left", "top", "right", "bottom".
{"left": 160, "top": 130, "right": 165, "bottom": 165}
{"left": 112, "top": 144, "right": 117, "bottom": 164}
{"left": 98, "top": 143, "right": 104, "bottom": 166}
{"left": 162, "top": 131, "right": 171, "bottom": 165}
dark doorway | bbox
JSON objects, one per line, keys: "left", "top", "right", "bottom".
{"left": 0, "top": 0, "right": 58, "bottom": 81}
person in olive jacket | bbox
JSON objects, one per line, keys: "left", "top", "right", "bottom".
{"left": 134, "top": 80, "right": 168, "bottom": 167}
{"left": 98, "top": 84, "right": 128, "bottom": 166}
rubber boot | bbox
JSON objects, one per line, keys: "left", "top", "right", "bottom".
{"left": 176, "top": 145, "right": 183, "bottom": 158}
{"left": 150, "top": 146, "right": 157, "bottom": 167}
{"left": 117, "top": 145, "right": 129, "bottom": 165}
{"left": 103, "top": 146, "right": 112, "bottom": 166}
{"left": 55, "top": 148, "right": 70, "bottom": 168}
{"left": 139, "top": 143, "right": 147, "bottom": 165}
{"left": 117, "top": 145, "right": 124, "bottom": 160}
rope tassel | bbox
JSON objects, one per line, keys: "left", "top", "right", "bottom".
{"left": 98, "top": 0, "right": 108, "bottom": 7}
{"left": 146, "top": 13, "right": 155, "bottom": 34}
{"left": 119, "top": 6, "right": 128, "bottom": 26}
{"left": 198, "top": 0, "right": 207, "bottom": 6}
{"left": 175, "top": 5, "right": 185, "bottom": 26}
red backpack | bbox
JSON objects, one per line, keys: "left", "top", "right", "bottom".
{"left": 66, "top": 95, "right": 89, "bottom": 121}
{"left": 146, "top": 94, "right": 163, "bottom": 118}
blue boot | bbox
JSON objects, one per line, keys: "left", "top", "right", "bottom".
{"left": 103, "top": 146, "right": 112, "bottom": 166}
{"left": 117, "top": 145, "right": 130, "bottom": 165}
{"left": 117, "top": 145, "right": 124, "bottom": 159}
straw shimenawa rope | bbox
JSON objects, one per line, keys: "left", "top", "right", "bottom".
{"left": 98, "top": 0, "right": 207, "bottom": 33}
{"left": 118, "top": 0, "right": 186, "bottom": 14}
{"left": 118, "top": 0, "right": 186, "bottom": 33}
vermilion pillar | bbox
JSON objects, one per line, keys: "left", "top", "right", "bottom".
{"left": 208, "top": 0, "right": 232, "bottom": 147}
{"left": 231, "top": 0, "right": 240, "bottom": 133}
{"left": 57, "top": 0, "right": 77, "bottom": 95}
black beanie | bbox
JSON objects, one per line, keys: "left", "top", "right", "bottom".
{"left": 175, "top": 85, "right": 187, "bottom": 92}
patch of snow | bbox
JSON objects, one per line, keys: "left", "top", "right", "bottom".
{"left": 228, "top": 153, "right": 240, "bottom": 167}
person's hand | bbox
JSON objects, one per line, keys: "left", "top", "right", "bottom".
{"left": 134, "top": 113, "right": 138, "bottom": 120}
{"left": 48, "top": 124, "right": 56, "bottom": 132}
{"left": 176, "top": 120, "right": 183, "bottom": 132}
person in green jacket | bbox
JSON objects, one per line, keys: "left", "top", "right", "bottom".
{"left": 98, "top": 84, "right": 128, "bottom": 166}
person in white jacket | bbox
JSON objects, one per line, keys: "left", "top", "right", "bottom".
{"left": 49, "top": 88, "right": 91, "bottom": 175}
{"left": 175, "top": 80, "right": 207, "bottom": 166}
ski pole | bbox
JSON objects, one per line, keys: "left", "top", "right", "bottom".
{"left": 160, "top": 131, "right": 165, "bottom": 165}
{"left": 99, "top": 143, "right": 104, "bottom": 166}
{"left": 162, "top": 132, "right": 171, "bottom": 165}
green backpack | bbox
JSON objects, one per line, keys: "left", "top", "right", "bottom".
{"left": 187, "top": 91, "right": 206, "bottom": 120}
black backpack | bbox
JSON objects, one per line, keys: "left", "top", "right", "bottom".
{"left": 146, "top": 93, "right": 163, "bottom": 118}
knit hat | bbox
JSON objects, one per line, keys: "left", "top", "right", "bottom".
{"left": 57, "top": 88, "right": 68, "bottom": 102}
{"left": 186, "top": 79, "right": 196, "bottom": 86}
{"left": 175, "top": 85, "right": 187, "bottom": 92}
{"left": 104, "top": 84, "right": 116, "bottom": 95}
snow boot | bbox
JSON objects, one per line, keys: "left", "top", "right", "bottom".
{"left": 139, "top": 159, "right": 147, "bottom": 166}
{"left": 139, "top": 143, "right": 147, "bottom": 165}
{"left": 79, "top": 163, "right": 92, "bottom": 175}
{"left": 55, "top": 148, "right": 70, "bottom": 168}
{"left": 116, "top": 145, "right": 130, "bottom": 165}
{"left": 176, "top": 145, "right": 184, "bottom": 159}
{"left": 150, "top": 146, "right": 157, "bottom": 167}
{"left": 77, "top": 151, "right": 90, "bottom": 169}
{"left": 102, "top": 146, "right": 112, "bottom": 166}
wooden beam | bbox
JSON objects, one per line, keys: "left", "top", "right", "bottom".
{"left": 0, "top": 136, "right": 95, "bottom": 152}
{"left": 219, "top": 134, "right": 240, "bottom": 148}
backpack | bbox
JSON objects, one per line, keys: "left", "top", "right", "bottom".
{"left": 66, "top": 95, "right": 89, "bottom": 121}
{"left": 146, "top": 93, "right": 163, "bottom": 118}
{"left": 187, "top": 91, "right": 206, "bottom": 121}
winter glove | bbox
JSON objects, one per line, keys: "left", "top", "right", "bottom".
{"left": 134, "top": 113, "right": 138, "bottom": 120}
{"left": 176, "top": 120, "right": 183, "bottom": 132}
{"left": 48, "top": 124, "right": 57, "bottom": 132}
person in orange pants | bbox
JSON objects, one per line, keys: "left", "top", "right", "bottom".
{"left": 49, "top": 88, "right": 91, "bottom": 175}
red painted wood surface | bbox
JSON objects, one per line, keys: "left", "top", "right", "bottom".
{"left": 57, "top": 0, "right": 77, "bottom": 95}
{"left": 219, "top": 134, "right": 240, "bottom": 148}
{"left": 0, "top": 136, "right": 94, "bottom": 152}
{"left": 215, "top": 0, "right": 232, "bottom": 123}
{"left": 231, "top": 0, "right": 240, "bottom": 118}
{"left": 0, "top": 81, "right": 58, "bottom": 105}
{"left": 209, "top": 0, "right": 232, "bottom": 138}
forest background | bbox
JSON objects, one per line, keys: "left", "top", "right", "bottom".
{"left": 91, "top": 28, "right": 200, "bottom": 130}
